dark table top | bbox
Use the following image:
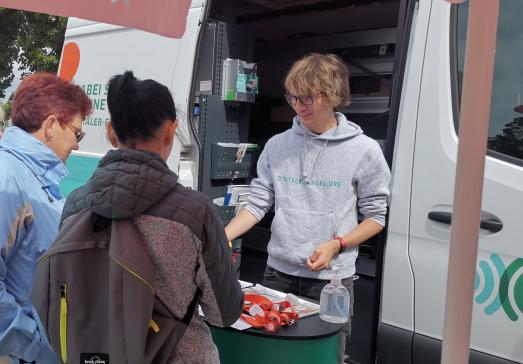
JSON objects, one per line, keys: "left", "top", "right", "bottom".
{"left": 210, "top": 313, "right": 343, "bottom": 340}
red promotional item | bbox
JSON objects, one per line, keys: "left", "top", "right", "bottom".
{"left": 240, "top": 293, "right": 300, "bottom": 333}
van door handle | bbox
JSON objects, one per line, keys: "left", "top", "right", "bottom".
{"left": 428, "top": 211, "right": 452, "bottom": 225}
{"left": 427, "top": 211, "right": 503, "bottom": 233}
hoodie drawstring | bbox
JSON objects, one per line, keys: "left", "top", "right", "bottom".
{"left": 302, "top": 136, "right": 328, "bottom": 181}
{"left": 302, "top": 133, "right": 307, "bottom": 179}
{"left": 310, "top": 140, "right": 328, "bottom": 179}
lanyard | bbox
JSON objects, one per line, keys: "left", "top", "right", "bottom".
{"left": 240, "top": 293, "right": 300, "bottom": 333}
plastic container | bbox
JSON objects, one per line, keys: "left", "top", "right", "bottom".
{"left": 221, "top": 58, "right": 258, "bottom": 103}
{"left": 319, "top": 275, "right": 350, "bottom": 323}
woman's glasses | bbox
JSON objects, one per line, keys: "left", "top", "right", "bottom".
{"left": 65, "top": 123, "right": 86, "bottom": 142}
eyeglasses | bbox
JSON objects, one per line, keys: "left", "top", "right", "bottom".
{"left": 285, "top": 93, "right": 322, "bottom": 106}
{"left": 65, "top": 123, "right": 85, "bottom": 142}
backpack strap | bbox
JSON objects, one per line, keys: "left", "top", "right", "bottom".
{"left": 181, "top": 288, "right": 201, "bottom": 324}
{"left": 92, "top": 212, "right": 201, "bottom": 323}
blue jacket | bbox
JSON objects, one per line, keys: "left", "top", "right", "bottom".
{"left": 0, "top": 126, "right": 64, "bottom": 363}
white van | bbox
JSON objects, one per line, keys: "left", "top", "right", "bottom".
{"left": 59, "top": 0, "right": 523, "bottom": 363}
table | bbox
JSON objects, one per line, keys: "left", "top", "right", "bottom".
{"left": 209, "top": 314, "right": 342, "bottom": 364}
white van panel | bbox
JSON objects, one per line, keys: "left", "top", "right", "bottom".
{"left": 409, "top": 0, "right": 455, "bottom": 338}
{"left": 61, "top": 0, "right": 205, "bottom": 181}
{"left": 65, "top": 20, "right": 124, "bottom": 37}
{"left": 380, "top": 0, "right": 429, "bottom": 331}
{"left": 67, "top": 17, "right": 98, "bottom": 29}
{"left": 409, "top": 1, "right": 523, "bottom": 361}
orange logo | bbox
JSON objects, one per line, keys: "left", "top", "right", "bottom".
{"left": 59, "top": 42, "right": 80, "bottom": 81}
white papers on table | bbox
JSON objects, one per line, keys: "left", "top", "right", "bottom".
{"left": 231, "top": 318, "right": 252, "bottom": 330}
{"left": 239, "top": 280, "right": 253, "bottom": 289}
{"left": 243, "top": 284, "right": 320, "bottom": 318}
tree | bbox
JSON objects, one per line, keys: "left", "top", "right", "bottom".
{"left": 3, "top": 93, "right": 14, "bottom": 121}
{"left": 488, "top": 117, "right": 523, "bottom": 160}
{"left": 17, "top": 12, "right": 67, "bottom": 76}
{"left": 0, "top": 9, "right": 22, "bottom": 99}
{"left": 0, "top": 8, "right": 67, "bottom": 99}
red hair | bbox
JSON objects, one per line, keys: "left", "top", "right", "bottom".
{"left": 11, "top": 72, "right": 92, "bottom": 132}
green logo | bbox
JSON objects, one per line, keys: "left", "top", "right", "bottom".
{"left": 475, "top": 253, "right": 523, "bottom": 321}
{"left": 276, "top": 175, "right": 342, "bottom": 188}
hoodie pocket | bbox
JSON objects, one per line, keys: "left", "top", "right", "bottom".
{"left": 269, "top": 207, "right": 336, "bottom": 266}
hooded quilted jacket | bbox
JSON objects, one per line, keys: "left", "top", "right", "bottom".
{"left": 60, "top": 148, "right": 244, "bottom": 363}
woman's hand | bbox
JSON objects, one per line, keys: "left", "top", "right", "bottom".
{"left": 307, "top": 239, "right": 340, "bottom": 272}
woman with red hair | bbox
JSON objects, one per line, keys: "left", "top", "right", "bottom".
{"left": 0, "top": 72, "right": 91, "bottom": 363}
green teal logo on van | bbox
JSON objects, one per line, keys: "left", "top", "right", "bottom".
{"left": 475, "top": 253, "right": 523, "bottom": 321}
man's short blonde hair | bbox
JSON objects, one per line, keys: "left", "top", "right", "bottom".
{"left": 284, "top": 53, "right": 350, "bottom": 108}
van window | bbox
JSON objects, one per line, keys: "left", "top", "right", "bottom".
{"left": 455, "top": 1, "right": 523, "bottom": 163}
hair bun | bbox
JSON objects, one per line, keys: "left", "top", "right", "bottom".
{"left": 106, "top": 71, "right": 177, "bottom": 144}
{"left": 118, "top": 71, "right": 137, "bottom": 97}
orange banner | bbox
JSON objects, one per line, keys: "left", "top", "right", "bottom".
{"left": 0, "top": 0, "right": 191, "bottom": 39}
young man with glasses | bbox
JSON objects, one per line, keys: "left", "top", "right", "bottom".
{"left": 0, "top": 72, "right": 91, "bottom": 363}
{"left": 225, "top": 53, "right": 390, "bottom": 363}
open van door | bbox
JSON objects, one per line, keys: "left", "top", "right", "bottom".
{"left": 56, "top": 0, "right": 208, "bottom": 193}
{"left": 408, "top": 1, "right": 523, "bottom": 363}
{"left": 0, "top": 0, "right": 191, "bottom": 39}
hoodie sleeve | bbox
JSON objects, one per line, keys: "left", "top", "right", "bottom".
{"left": 354, "top": 141, "right": 391, "bottom": 226}
{"left": 0, "top": 172, "right": 54, "bottom": 362}
{"left": 245, "top": 140, "right": 275, "bottom": 221}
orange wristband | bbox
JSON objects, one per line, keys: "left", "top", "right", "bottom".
{"left": 334, "top": 236, "right": 346, "bottom": 252}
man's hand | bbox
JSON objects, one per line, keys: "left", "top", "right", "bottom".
{"left": 307, "top": 239, "right": 340, "bottom": 272}
{"left": 224, "top": 208, "right": 258, "bottom": 241}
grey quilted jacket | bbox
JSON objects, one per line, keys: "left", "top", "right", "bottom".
{"left": 61, "top": 149, "right": 244, "bottom": 363}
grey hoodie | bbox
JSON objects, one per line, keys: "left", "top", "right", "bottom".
{"left": 245, "top": 113, "right": 390, "bottom": 279}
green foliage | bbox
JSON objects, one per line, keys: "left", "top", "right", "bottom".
{"left": 0, "top": 8, "right": 22, "bottom": 99}
{"left": 3, "top": 93, "right": 14, "bottom": 120}
{"left": 17, "top": 12, "right": 67, "bottom": 75}
{"left": 0, "top": 8, "right": 67, "bottom": 99}
{"left": 488, "top": 117, "right": 523, "bottom": 160}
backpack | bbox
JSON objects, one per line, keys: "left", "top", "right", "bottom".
{"left": 32, "top": 208, "right": 198, "bottom": 364}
